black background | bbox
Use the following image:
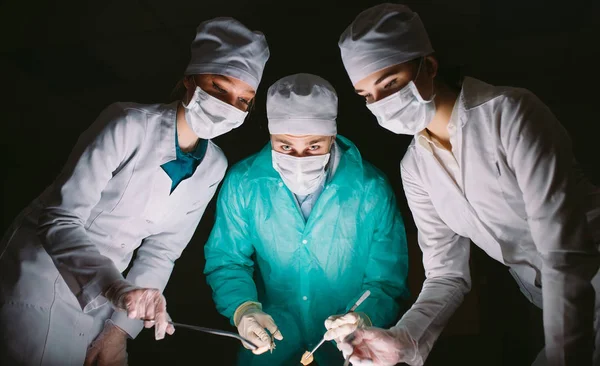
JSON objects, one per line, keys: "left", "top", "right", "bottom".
{"left": 1, "top": 0, "right": 597, "bottom": 365}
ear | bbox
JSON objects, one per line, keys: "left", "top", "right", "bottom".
{"left": 424, "top": 55, "right": 439, "bottom": 79}
{"left": 182, "top": 75, "right": 195, "bottom": 91}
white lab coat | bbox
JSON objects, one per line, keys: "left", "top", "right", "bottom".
{"left": 398, "top": 77, "right": 600, "bottom": 366}
{"left": 0, "top": 101, "right": 227, "bottom": 364}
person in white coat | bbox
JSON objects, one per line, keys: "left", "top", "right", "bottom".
{"left": 0, "top": 17, "right": 269, "bottom": 365}
{"left": 334, "top": 3, "right": 600, "bottom": 366}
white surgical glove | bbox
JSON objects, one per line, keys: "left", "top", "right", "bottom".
{"left": 103, "top": 279, "right": 175, "bottom": 340}
{"left": 323, "top": 312, "right": 371, "bottom": 343}
{"left": 338, "top": 326, "right": 419, "bottom": 366}
{"left": 234, "top": 302, "right": 283, "bottom": 355}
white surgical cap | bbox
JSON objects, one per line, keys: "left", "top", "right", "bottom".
{"left": 267, "top": 73, "right": 337, "bottom": 136}
{"left": 185, "top": 17, "right": 270, "bottom": 90}
{"left": 338, "top": 3, "right": 434, "bottom": 85}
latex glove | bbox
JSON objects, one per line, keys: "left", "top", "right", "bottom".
{"left": 337, "top": 326, "right": 418, "bottom": 366}
{"left": 84, "top": 320, "right": 128, "bottom": 366}
{"left": 103, "top": 279, "right": 175, "bottom": 340}
{"left": 323, "top": 312, "right": 370, "bottom": 343}
{"left": 234, "top": 302, "right": 283, "bottom": 355}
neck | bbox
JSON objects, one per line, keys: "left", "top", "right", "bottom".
{"left": 425, "top": 80, "right": 460, "bottom": 149}
{"left": 176, "top": 102, "right": 201, "bottom": 152}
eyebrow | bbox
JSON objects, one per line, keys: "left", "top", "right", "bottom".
{"left": 354, "top": 70, "right": 398, "bottom": 93}
{"left": 273, "top": 137, "right": 293, "bottom": 145}
{"left": 308, "top": 137, "right": 328, "bottom": 145}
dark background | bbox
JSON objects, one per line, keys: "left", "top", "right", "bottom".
{"left": 1, "top": 0, "right": 598, "bottom": 365}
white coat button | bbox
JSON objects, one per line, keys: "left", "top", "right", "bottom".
{"left": 146, "top": 219, "right": 152, "bottom": 224}
{"left": 302, "top": 296, "right": 308, "bottom": 301}
{"left": 302, "top": 239, "right": 308, "bottom": 244}
{"left": 278, "top": 182, "right": 284, "bottom": 187}
{"left": 121, "top": 243, "right": 126, "bottom": 248}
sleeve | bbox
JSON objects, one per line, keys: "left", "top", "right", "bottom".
{"left": 37, "top": 103, "right": 139, "bottom": 312}
{"left": 395, "top": 162, "right": 472, "bottom": 366}
{"left": 345, "top": 176, "right": 410, "bottom": 328}
{"left": 204, "top": 169, "right": 258, "bottom": 324}
{"left": 111, "top": 182, "right": 221, "bottom": 338}
{"left": 499, "top": 90, "right": 600, "bottom": 365}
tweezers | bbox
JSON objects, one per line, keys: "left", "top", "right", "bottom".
{"left": 143, "top": 319, "right": 258, "bottom": 350}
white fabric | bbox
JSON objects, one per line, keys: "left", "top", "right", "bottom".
{"left": 366, "top": 74, "right": 436, "bottom": 135}
{"left": 338, "top": 3, "right": 434, "bottom": 85}
{"left": 0, "top": 101, "right": 227, "bottom": 363}
{"left": 396, "top": 77, "right": 600, "bottom": 365}
{"left": 294, "top": 141, "right": 342, "bottom": 220}
{"left": 183, "top": 86, "right": 248, "bottom": 139}
{"left": 272, "top": 150, "right": 330, "bottom": 196}
{"left": 416, "top": 98, "right": 461, "bottom": 188}
{"left": 267, "top": 73, "right": 337, "bottom": 136}
{"left": 184, "top": 17, "right": 269, "bottom": 90}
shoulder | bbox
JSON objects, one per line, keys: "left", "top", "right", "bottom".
{"left": 94, "top": 102, "right": 170, "bottom": 135}
{"left": 359, "top": 159, "right": 395, "bottom": 197}
{"left": 462, "top": 77, "right": 543, "bottom": 114}
{"left": 206, "top": 141, "right": 229, "bottom": 177}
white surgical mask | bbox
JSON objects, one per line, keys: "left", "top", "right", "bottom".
{"left": 182, "top": 86, "right": 248, "bottom": 139}
{"left": 366, "top": 60, "right": 436, "bottom": 135}
{"left": 271, "top": 151, "right": 330, "bottom": 196}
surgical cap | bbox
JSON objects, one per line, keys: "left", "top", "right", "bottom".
{"left": 267, "top": 73, "right": 338, "bottom": 136}
{"left": 338, "top": 3, "right": 434, "bottom": 85}
{"left": 185, "top": 17, "right": 270, "bottom": 90}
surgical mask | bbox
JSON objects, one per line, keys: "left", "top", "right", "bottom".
{"left": 182, "top": 86, "right": 248, "bottom": 139}
{"left": 271, "top": 151, "right": 330, "bottom": 196}
{"left": 366, "top": 60, "right": 436, "bottom": 135}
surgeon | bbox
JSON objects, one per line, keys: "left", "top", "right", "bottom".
{"left": 204, "top": 73, "right": 409, "bottom": 365}
{"left": 0, "top": 17, "right": 269, "bottom": 365}
{"left": 335, "top": 3, "right": 600, "bottom": 366}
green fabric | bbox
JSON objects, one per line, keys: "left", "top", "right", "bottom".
{"left": 204, "top": 135, "right": 409, "bottom": 363}
{"left": 161, "top": 123, "right": 207, "bottom": 193}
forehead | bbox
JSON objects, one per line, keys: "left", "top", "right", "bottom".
{"left": 271, "top": 134, "right": 331, "bottom": 144}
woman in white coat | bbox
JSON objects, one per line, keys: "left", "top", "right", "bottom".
{"left": 0, "top": 17, "right": 269, "bottom": 365}
{"left": 334, "top": 3, "right": 600, "bottom": 366}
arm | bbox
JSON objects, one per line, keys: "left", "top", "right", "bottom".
{"left": 500, "top": 91, "right": 599, "bottom": 365}
{"left": 345, "top": 177, "right": 410, "bottom": 328}
{"left": 395, "top": 163, "right": 471, "bottom": 366}
{"left": 204, "top": 170, "right": 258, "bottom": 323}
{"left": 37, "top": 103, "right": 139, "bottom": 312}
{"left": 111, "top": 194, "right": 217, "bottom": 338}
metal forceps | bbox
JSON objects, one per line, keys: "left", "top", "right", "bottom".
{"left": 143, "top": 319, "right": 259, "bottom": 351}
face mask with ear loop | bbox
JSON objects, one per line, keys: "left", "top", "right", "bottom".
{"left": 366, "top": 58, "right": 436, "bottom": 135}
{"left": 271, "top": 137, "right": 335, "bottom": 196}
{"left": 182, "top": 78, "right": 249, "bottom": 139}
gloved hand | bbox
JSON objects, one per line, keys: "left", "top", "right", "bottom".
{"left": 323, "top": 312, "right": 371, "bottom": 343}
{"left": 84, "top": 320, "right": 128, "bottom": 366}
{"left": 103, "top": 279, "right": 175, "bottom": 340}
{"left": 337, "top": 326, "right": 418, "bottom": 366}
{"left": 234, "top": 302, "right": 283, "bottom": 355}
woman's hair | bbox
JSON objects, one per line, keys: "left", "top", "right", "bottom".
{"left": 170, "top": 77, "right": 187, "bottom": 101}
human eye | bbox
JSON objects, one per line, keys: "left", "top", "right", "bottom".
{"left": 212, "top": 82, "right": 227, "bottom": 94}
{"left": 384, "top": 79, "right": 397, "bottom": 89}
{"left": 281, "top": 145, "right": 292, "bottom": 151}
